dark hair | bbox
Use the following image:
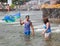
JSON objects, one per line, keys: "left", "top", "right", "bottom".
{"left": 25, "top": 15, "right": 29, "bottom": 18}
{"left": 43, "top": 17, "right": 49, "bottom": 24}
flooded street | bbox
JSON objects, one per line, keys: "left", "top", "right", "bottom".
{"left": 0, "top": 11, "right": 60, "bottom": 46}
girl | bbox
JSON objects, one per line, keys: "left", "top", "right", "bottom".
{"left": 42, "top": 17, "right": 51, "bottom": 40}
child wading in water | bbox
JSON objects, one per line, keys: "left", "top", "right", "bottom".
{"left": 20, "top": 15, "right": 35, "bottom": 36}
{"left": 42, "top": 17, "right": 51, "bottom": 41}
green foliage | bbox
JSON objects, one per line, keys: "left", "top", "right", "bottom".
{"left": 13, "top": 0, "right": 31, "bottom": 5}
{"left": 0, "top": 0, "right": 7, "bottom": 2}
{"left": 10, "top": 4, "right": 15, "bottom": 9}
{"left": 0, "top": 0, "right": 31, "bottom": 5}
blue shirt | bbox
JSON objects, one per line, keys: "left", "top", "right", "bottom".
{"left": 43, "top": 24, "right": 51, "bottom": 33}
{"left": 24, "top": 21, "right": 31, "bottom": 35}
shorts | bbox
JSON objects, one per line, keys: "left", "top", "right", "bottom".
{"left": 24, "top": 30, "right": 31, "bottom": 35}
{"left": 45, "top": 32, "right": 51, "bottom": 38}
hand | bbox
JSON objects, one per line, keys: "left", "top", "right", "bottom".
{"left": 20, "top": 19, "right": 23, "bottom": 25}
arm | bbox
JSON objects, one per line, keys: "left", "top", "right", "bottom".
{"left": 20, "top": 19, "right": 24, "bottom": 25}
{"left": 30, "top": 22, "right": 35, "bottom": 36}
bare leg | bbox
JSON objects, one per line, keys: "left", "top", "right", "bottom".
{"left": 44, "top": 33, "right": 51, "bottom": 41}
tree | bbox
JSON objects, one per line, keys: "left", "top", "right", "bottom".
{"left": 13, "top": 0, "right": 31, "bottom": 5}
{"left": 0, "top": 0, "right": 7, "bottom": 2}
{"left": 0, "top": 0, "right": 31, "bottom": 5}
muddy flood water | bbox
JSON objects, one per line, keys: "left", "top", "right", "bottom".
{"left": 0, "top": 11, "right": 60, "bottom": 46}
